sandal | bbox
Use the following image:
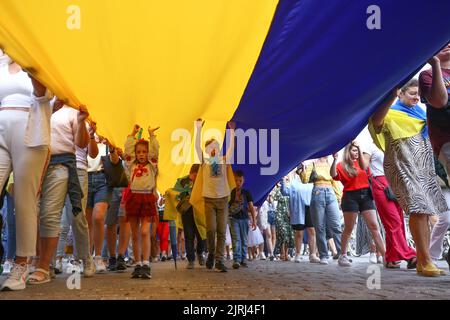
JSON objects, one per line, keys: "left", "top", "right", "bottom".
{"left": 385, "top": 261, "right": 401, "bottom": 269}
{"left": 407, "top": 257, "right": 417, "bottom": 270}
{"left": 28, "top": 268, "right": 51, "bottom": 285}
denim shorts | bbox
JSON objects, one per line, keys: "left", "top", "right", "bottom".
{"left": 87, "top": 171, "right": 113, "bottom": 209}
{"left": 104, "top": 188, "right": 125, "bottom": 226}
{"left": 267, "top": 210, "right": 276, "bottom": 226}
{"left": 341, "top": 188, "right": 375, "bottom": 213}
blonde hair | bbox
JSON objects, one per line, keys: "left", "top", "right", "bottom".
{"left": 342, "top": 143, "right": 358, "bottom": 177}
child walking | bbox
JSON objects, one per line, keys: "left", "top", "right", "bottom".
{"left": 123, "top": 124, "right": 160, "bottom": 279}
{"left": 228, "top": 170, "right": 257, "bottom": 269}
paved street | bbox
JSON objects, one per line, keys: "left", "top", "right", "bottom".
{"left": 1, "top": 255, "right": 449, "bottom": 300}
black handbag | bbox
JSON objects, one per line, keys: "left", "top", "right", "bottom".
{"left": 101, "top": 156, "right": 129, "bottom": 188}
{"left": 308, "top": 163, "right": 319, "bottom": 183}
{"left": 383, "top": 185, "right": 397, "bottom": 201}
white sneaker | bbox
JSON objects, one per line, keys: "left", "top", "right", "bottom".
{"left": 369, "top": 253, "right": 377, "bottom": 264}
{"left": 65, "top": 261, "right": 73, "bottom": 274}
{"left": 94, "top": 256, "right": 106, "bottom": 273}
{"left": 294, "top": 254, "right": 302, "bottom": 263}
{"left": 338, "top": 255, "right": 352, "bottom": 267}
{"left": 69, "top": 261, "right": 82, "bottom": 274}
{"left": 259, "top": 252, "right": 267, "bottom": 260}
{"left": 54, "top": 258, "right": 63, "bottom": 274}
{"left": 2, "top": 261, "right": 13, "bottom": 274}
{"left": 377, "top": 256, "right": 383, "bottom": 264}
{"left": 83, "top": 256, "right": 95, "bottom": 278}
{"left": 319, "top": 258, "right": 329, "bottom": 265}
{"left": 309, "top": 254, "right": 320, "bottom": 263}
{"left": 1, "top": 263, "right": 29, "bottom": 291}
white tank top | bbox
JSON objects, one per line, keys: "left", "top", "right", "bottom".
{"left": 0, "top": 64, "right": 33, "bottom": 107}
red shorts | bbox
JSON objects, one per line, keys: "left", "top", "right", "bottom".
{"left": 124, "top": 192, "right": 157, "bottom": 222}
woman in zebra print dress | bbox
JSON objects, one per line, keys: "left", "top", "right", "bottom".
{"left": 370, "top": 79, "right": 449, "bottom": 277}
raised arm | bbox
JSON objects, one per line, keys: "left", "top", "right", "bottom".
{"left": 124, "top": 124, "right": 140, "bottom": 165}
{"left": 148, "top": 126, "right": 160, "bottom": 161}
{"left": 195, "top": 119, "right": 204, "bottom": 163}
{"left": 75, "top": 106, "right": 90, "bottom": 149}
{"left": 224, "top": 121, "right": 236, "bottom": 163}
{"left": 424, "top": 57, "right": 448, "bottom": 108}
{"left": 330, "top": 153, "right": 339, "bottom": 178}
{"left": 87, "top": 122, "right": 99, "bottom": 158}
{"left": 353, "top": 141, "right": 368, "bottom": 171}
{"left": 280, "top": 176, "right": 291, "bottom": 196}
{"left": 369, "top": 89, "right": 398, "bottom": 134}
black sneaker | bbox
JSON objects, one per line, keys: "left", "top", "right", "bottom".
{"left": 240, "top": 261, "right": 249, "bottom": 268}
{"left": 107, "top": 257, "right": 117, "bottom": 271}
{"left": 215, "top": 261, "right": 227, "bottom": 273}
{"left": 232, "top": 261, "right": 240, "bottom": 269}
{"left": 161, "top": 255, "right": 167, "bottom": 262}
{"left": 116, "top": 255, "right": 127, "bottom": 272}
{"left": 206, "top": 254, "right": 215, "bottom": 270}
{"left": 141, "top": 264, "right": 152, "bottom": 279}
{"left": 131, "top": 265, "right": 142, "bottom": 278}
{"left": 197, "top": 254, "right": 205, "bottom": 266}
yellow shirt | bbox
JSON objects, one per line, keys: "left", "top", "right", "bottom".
{"left": 300, "top": 162, "right": 343, "bottom": 202}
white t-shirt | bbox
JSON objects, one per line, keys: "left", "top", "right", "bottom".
{"left": 0, "top": 64, "right": 33, "bottom": 107}
{"left": 76, "top": 147, "right": 88, "bottom": 170}
{"left": 50, "top": 106, "right": 78, "bottom": 155}
{"left": 366, "top": 144, "right": 385, "bottom": 177}
{"left": 88, "top": 143, "right": 107, "bottom": 172}
{"left": 202, "top": 160, "right": 230, "bottom": 198}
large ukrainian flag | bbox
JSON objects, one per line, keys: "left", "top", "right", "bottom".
{"left": 0, "top": 0, "right": 449, "bottom": 203}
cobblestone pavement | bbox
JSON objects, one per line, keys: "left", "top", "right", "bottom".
{"left": 1, "top": 256, "right": 449, "bottom": 300}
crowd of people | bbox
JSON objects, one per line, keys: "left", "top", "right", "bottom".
{"left": 0, "top": 43, "right": 449, "bottom": 291}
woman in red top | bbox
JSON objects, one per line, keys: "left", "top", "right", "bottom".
{"left": 331, "top": 141, "right": 386, "bottom": 267}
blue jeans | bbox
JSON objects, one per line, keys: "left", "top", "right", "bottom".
{"left": 310, "top": 187, "right": 342, "bottom": 259}
{"left": 229, "top": 217, "right": 249, "bottom": 263}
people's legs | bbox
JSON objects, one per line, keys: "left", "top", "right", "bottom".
{"left": 340, "top": 212, "right": 358, "bottom": 257}
{"left": 12, "top": 146, "right": 49, "bottom": 264}
{"left": 361, "top": 210, "right": 386, "bottom": 258}
{"left": 181, "top": 209, "right": 196, "bottom": 262}
{"left": 239, "top": 219, "right": 248, "bottom": 263}
{"left": 215, "top": 197, "right": 229, "bottom": 264}
{"left": 270, "top": 225, "right": 276, "bottom": 251}
{"left": 70, "top": 169, "right": 90, "bottom": 262}
{"left": 306, "top": 227, "right": 317, "bottom": 257}
{"left": 92, "top": 202, "right": 109, "bottom": 256}
{"left": 204, "top": 198, "right": 217, "bottom": 259}
{"left": 129, "top": 218, "right": 141, "bottom": 263}
{"left": 310, "top": 191, "right": 327, "bottom": 258}
{"left": 295, "top": 229, "right": 303, "bottom": 255}
{"left": 55, "top": 199, "right": 71, "bottom": 259}
{"left": 430, "top": 210, "right": 450, "bottom": 260}
{"left": 372, "top": 177, "right": 415, "bottom": 262}
{"left": 140, "top": 219, "right": 151, "bottom": 263}
{"left": 150, "top": 222, "right": 158, "bottom": 260}
{"left": 228, "top": 217, "right": 241, "bottom": 263}
{"left": 158, "top": 222, "right": 169, "bottom": 255}
{"left": 37, "top": 165, "right": 69, "bottom": 275}
{"left": 118, "top": 216, "right": 130, "bottom": 256}
{"left": 325, "top": 191, "right": 342, "bottom": 256}
{"left": 409, "top": 214, "right": 432, "bottom": 268}
{"left": 264, "top": 227, "right": 273, "bottom": 257}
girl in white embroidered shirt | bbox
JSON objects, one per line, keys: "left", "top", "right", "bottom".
{"left": 123, "top": 124, "right": 160, "bottom": 279}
